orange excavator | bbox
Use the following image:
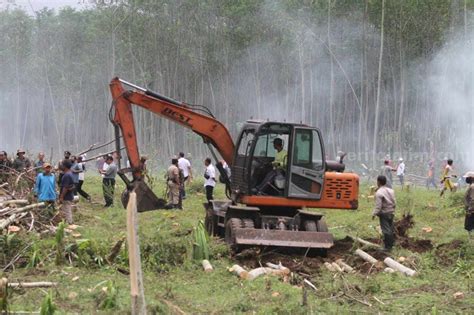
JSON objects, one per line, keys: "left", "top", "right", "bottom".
{"left": 110, "top": 78, "right": 359, "bottom": 250}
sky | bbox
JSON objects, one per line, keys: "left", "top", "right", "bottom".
{"left": 0, "top": 0, "right": 89, "bottom": 14}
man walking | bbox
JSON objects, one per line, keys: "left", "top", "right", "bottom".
{"left": 166, "top": 158, "right": 181, "bottom": 209}
{"left": 396, "top": 158, "right": 405, "bottom": 187}
{"left": 34, "top": 163, "right": 56, "bottom": 206}
{"left": 75, "top": 156, "right": 91, "bottom": 201}
{"left": 440, "top": 159, "right": 457, "bottom": 197}
{"left": 178, "top": 152, "right": 192, "bottom": 200}
{"left": 372, "top": 175, "right": 396, "bottom": 251}
{"left": 100, "top": 156, "right": 117, "bottom": 207}
{"left": 204, "top": 158, "right": 216, "bottom": 204}
{"left": 59, "top": 160, "right": 75, "bottom": 224}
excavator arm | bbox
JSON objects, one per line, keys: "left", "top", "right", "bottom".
{"left": 110, "top": 77, "right": 235, "bottom": 178}
{"left": 109, "top": 78, "right": 235, "bottom": 211}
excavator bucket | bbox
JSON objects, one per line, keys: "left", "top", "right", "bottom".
{"left": 233, "top": 229, "right": 334, "bottom": 248}
{"left": 121, "top": 181, "right": 167, "bottom": 212}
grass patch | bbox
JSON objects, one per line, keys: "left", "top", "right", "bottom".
{"left": 2, "top": 176, "right": 473, "bottom": 313}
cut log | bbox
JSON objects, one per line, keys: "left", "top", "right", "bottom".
{"left": 8, "top": 282, "right": 57, "bottom": 288}
{"left": 331, "top": 262, "right": 344, "bottom": 273}
{"left": 265, "top": 262, "right": 289, "bottom": 271}
{"left": 355, "top": 249, "right": 378, "bottom": 264}
{"left": 202, "top": 260, "right": 213, "bottom": 272}
{"left": 336, "top": 259, "right": 355, "bottom": 273}
{"left": 384, "top": 267, "right": 395, "bottom": 273}
{"left": 0, "top": 213, "right": 19, "bottom": 230}
{"left": 350, "top": 236, "right": 381, "bottom": 248}
{"left": 324, "top": 262, "right": 335, "bottom": 272}
{"left": 247, "top": 267, "right": 289, "bottom": 280}
{"left": 229, "top": 265, "right": 248, "bottom": 279}
{"left": 383, "top": 257, "right": 416, "bottom": 277}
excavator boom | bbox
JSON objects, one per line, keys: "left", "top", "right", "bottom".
{"left": 110, "top": 78, "right": 235, "bottom": 211}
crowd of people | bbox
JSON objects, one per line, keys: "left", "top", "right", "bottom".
{"left": 375, "top": 157, "right": 474, "bottom": 251}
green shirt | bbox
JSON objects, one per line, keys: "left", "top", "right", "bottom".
{"left": 273, "top": 149, "right": 288, "bottom": 169}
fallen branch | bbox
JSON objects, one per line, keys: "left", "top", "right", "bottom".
{"left": 8, "top": 202, "right": 46, "bottom": 216}
{"left": 383, "top": 258, "right": 416, "bottom": 277}
{"left": 344, "top": 293, "right": 372, "bottom": 307}
{"left": 8, "top": 282, "right": 57, "bottom": 288}
{"left": 303, "top": 279, "right": 318, "bottom": 291}
{"left": 77, "top": 137, "right": 121, "bottom": 157}
{"left": 107, "top": 237, "right": 125, "bottom": 264}
{"left": 0, "top": 199, "right": 29, "bottom": 208}
{"left": 82, "top": 147, "right": 125, "bottom": 163}
{"left": 355, "top": 249, "right": 378, "bottom": 265}
{"left": 350, "top": 236, "right": 381, "bottom": 248}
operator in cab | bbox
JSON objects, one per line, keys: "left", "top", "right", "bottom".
{"left": 254, "top": 138, "right": 287, "bottom": 195}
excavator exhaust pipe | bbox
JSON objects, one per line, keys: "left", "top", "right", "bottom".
{"left": 119, "top": 172, "right": 167, "bottom": 212}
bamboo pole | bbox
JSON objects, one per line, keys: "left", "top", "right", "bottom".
{"left": 126, "top": 192, "right": 146, "bottom": 315}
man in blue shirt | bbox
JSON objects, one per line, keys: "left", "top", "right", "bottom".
{"left": 59, "top": 160, "right": 75, "bottom": 224}
{"left": 34, "top": 163, "right": 56, "bottom": 204}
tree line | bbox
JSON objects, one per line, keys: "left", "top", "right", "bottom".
{"left": 0, "top": 0, "right": 472, "bottom": 172}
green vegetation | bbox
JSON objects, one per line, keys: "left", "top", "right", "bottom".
{"left": 2, "top": 176, "right": 473, "bottom": 313}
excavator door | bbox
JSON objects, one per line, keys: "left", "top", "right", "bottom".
{"left": 287, "top": 127, "right": 325, "bottom": 199}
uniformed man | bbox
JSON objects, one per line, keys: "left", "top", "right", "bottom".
{"left": 166, "top": 158, "right": 181, "bottom": 209}
{"left": 372, "top": 175, "right": 396, "bottom": 251}
{"left": 12, "top": 149, "right": 31, "bottom": 172}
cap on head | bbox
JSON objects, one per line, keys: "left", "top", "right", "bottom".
{"left": 17, "top": 149, "right": 25, "bottom": 155}
{"left": 399, "top": 158, "right": 403, "bottom": 162}
{"left": 43, "top": 163, "right": 52, "bottom": 169}
{"left": 64, "top": 151, "right": 71, "bottom": 156}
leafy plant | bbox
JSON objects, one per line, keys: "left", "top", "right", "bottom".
{"left": 96, "top": 280, "right": 118, "bottom": 310}
{"left": 27, "top": 245, "right": 41, "bottom": 268}
{"left": 192, "top": 220, "right": 209, "bottom": 261}
{"left": 40, "top": 291, "right": 56, "bottom": 315}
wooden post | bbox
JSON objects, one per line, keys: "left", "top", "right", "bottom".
{"left": 126, "top": 192, "right": 146, "bottom": 315}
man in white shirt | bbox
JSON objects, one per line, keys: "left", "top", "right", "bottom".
{"left": 396, "top": 158, "right": 405, "bottom": 187}
{"left": 203, "top": 158, "right": 216, "bottom": 204}
{"left": 178, "top": 152, "right": 192, "bottom": 200}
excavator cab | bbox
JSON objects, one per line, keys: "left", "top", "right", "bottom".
{"left": 232, "top": 121, "right": 326, "bottom": 200}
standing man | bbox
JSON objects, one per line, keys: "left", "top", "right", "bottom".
{"left": 12, "top": 149, "right": 31, "bottom": 172}
{"left": 166, "top": 158, "right": 181, "bottom": 209}
{"left": 440, "top": 159, "right": 457, "bottom": 197}
{"left": 380, "top": 160, "right": 394, "bottom": 188}
{"left": 70, "top": 156, "right": 80, "bottom": 195}
{"left": 59, "top": 160, "right": 75, "bottom": 224}
{"left": 57, "top": 151, "right": 72, "bottom": 185}
{"left": 372, "top": 175, "right": 396, "bottom": 251}
{"left": 204, "top": 158, "right": 216, "bottom": 204}
{"left": 463, "top": 172, "right": 474, "bottom": 238}
{"left": 76, "top": 156, "right": 91, "bottom": 201}
{"left": 396, "top": 158, "right": 405, "bottom": 187}
{"left": 0, "top": 151, "right": 12, "bottom": 183}
{"left": 426, "top": 160, "right": 438, "bottom": 190}
{"left": 178, "top": 152, "right": 193, "bottom": 200}
{"left": 34, "top": 163, "right": 56, "bottom": 205}
{"left": 34, "top": 152, "right": 46, "bottom": 175}
{"left": 100, "top": 156, "right": 117, "bottom": 207}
